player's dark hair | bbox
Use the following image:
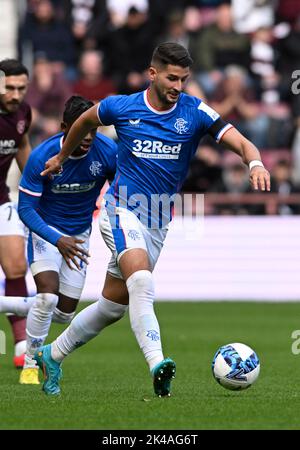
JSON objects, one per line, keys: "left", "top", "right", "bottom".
{"left": 151, "top": 42, "right": 193, "bottom": 68}
{"left": 0, "top": 59, "right": 29, "bottom": 77}
{"left": 63, "top": 95, "right": 94, "bottom": 125}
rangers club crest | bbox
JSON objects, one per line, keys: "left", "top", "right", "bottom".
{"left": 17, "top": 120, "right": 25, "bottom": 134}
{"left": 146, "top": 330, "right": 160, "bottom": 341}
{"left": 128, "top": 229, "right": 140, "bottom": 240}
{"left": 89, "top": 161, "right": 102, "bottom": 176}
{"left": 174, "top": 118, "right": 188, "bottom": 134}
{"left": 35, "top": 239, "right": 46, "bottom": 254}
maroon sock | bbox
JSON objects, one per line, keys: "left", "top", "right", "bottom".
{"left": 5, "top": 277, "right": 28, "bottom": 344}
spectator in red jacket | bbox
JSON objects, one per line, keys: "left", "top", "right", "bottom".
{"left": 72, "top": 50, "right": 116, "bottom": 103}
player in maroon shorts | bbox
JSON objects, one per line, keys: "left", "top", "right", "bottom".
{"left": 0, "top": 59, "right": 31, "bottom": 372}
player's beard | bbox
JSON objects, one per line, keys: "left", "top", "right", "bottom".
{"left": 155, "top": 84, "right": 178, "bottom": 108}
{"left": 1, "top": 100, "right": 20, "bottom": 113}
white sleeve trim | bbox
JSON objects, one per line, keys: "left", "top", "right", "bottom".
{"left": 198, "top": 101, "right": 220, "bottom": 121}
{"left": 216, "top": 124, "right": 233, "bottom": 143}
{"left": 97, "top": 102, "right": 104, "bottom": 125}
{"left": 19, "top": 186, "right": 42, "bottom": 197}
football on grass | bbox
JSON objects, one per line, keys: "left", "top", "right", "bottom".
{"left": 212, "top": 343, "right": 260, "bottom": 390}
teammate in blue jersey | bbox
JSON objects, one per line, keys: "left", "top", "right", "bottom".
{"left": 36, "top": 43, "right": 271, "bottom": 397}
{"left": 0, "top": 95, "right": 118, "bottom": 385}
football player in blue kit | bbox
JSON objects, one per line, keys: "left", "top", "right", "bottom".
{"left": 36, "top": 43, "right": 271, "bottom": 396}
{"left": 0, "top": 95, "right": 118, "bottom": 384}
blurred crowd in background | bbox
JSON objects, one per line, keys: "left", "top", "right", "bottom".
{"left": 7, "top": 0, "right": 300, "bottom": 214}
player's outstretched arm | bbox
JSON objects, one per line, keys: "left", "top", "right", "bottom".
{"left": 40, "top": 103, "right": 101, "bottom": 177}
{"left": 15, "top": 133, "right": 31, "bottom": 172}
{"left": 220, "top": 127, "right": 271, "bottom": 192}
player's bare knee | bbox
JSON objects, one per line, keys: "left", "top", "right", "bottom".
{"left": 102, "top": 286, "right": 129, "bottom": 305}
{"left": 102, "top": 272, "right": 129, "bottom": 305}
{"left": 2, "top": 259, "right": 27, "bottom": 278}
{"left": 119, "top": 249, "right": 150, "bottom": 280}
{"left": 35, "top": 272, "right": 59, "bottom": 295}
{"left": 37, "top": 281, "right": 59, "bottom": 295}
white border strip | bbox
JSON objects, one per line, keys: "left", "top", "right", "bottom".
{"left": 216, "top": 124, "right": 233, "bottom": 143}
{"left": 19, "top": 186, "right": 42, "bottom": 197}
{"left": 143, "top": 90, "right": 177, "bottom": 115}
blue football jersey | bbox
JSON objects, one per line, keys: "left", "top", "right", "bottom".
{"left": 19, "top": 132, "right": 117, "bottom": 235}
{"left": 98, "top": 89, "right": 231, "bottom": 225}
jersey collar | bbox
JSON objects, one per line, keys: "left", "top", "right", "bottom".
{"left": 143, "top": 89, "right": 177, "bottom": 115}
{"left": 60, "top": 135, "right": 88, "bottom": 160}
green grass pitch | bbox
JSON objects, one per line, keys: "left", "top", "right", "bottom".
{"left": 0, "top": 301, "right": 300, "bottom": 430}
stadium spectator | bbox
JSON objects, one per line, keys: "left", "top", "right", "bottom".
{"left": 72, "top": 50, "right": 116, "bottom": 103}
{"left": 210, "top": 162, "right": 265, "bottom": 214}
{"left": 106, "top": 0, "right": 149, "bottom": 28}
{"left": 210, "top": 65, "right": 270, "bottom": 148}
{"left": 18, "top": 0, "right": 76, "bottom": 76}
{"left": 276, "top": 0, "right": 300, "bottom": 24}
{"left": 36, "top": 43, "right": 270, "bottom": 398}
{"left": 270, "top": 159, "right": 300, "bottom": 214}
{"left": 231, "top": 0, "right": 275, "bottom": 34}
{"left": 61, "top": 0, "right": 110, "bottom": 56}
{"left": 147, "top": 0, "right": 199, "bottom": 40}
{"left": 0, "top": 59, "right": 31, "bottom": 371}
{"left": 182, "top": 145, "right": 223, "bottom": 192}
{"left": 291, "top": 91, "right": 300, "bottom": 184}
{"left": 277, "top": 15, "right": 300, "bottom": 100}
{"left": 25, "top": 57, "right": 72, "bottom": 144}
{"left": 250, "top": 27, "right": 280, "bottom": 104}
{"left": 106, "top": 6, "right": 155, "bottom": 93}
{"left": 157, "top": 10, "right": 206, "bottom": 100}
{"left": 157, "top": 10, "right": 191, "bottom": 49}
{"left": 189, "top": 3, "right": 251, "bottom": 95}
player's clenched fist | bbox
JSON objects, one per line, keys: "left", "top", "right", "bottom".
{"left": 57, "top": 236, "right": 90, "bottom": 270}
{"left": 249, "top": 166, "right": 271, "bottom": 192}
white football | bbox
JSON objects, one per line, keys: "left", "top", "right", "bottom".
{"left": 212, "top": 343, "right": 260, "bottom": 390}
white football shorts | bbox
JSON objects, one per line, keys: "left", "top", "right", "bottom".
{"left": 99, "top": 202, "right": 168, "bottom": 279}
{"left": 28, "top": 227, "right": 90, "bottom": 299}
{"left": 0, "top": 202, "right": 26, "bottom": 237}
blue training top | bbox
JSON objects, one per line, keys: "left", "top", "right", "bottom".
{"left": 18, "top": 132, "right": 117, "bottom": 245}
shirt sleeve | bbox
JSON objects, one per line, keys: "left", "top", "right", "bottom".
{"left": 19, "top": 151, "right": 44, "bottom": 196}
{"left": 18, "top": 152, "right": 63, "bottom": 246}
{"left": 97, "top": 96, "right": 120, "bottom": 126}
{"left": 18, "top": 191, "right": 63, "bottom": 246}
